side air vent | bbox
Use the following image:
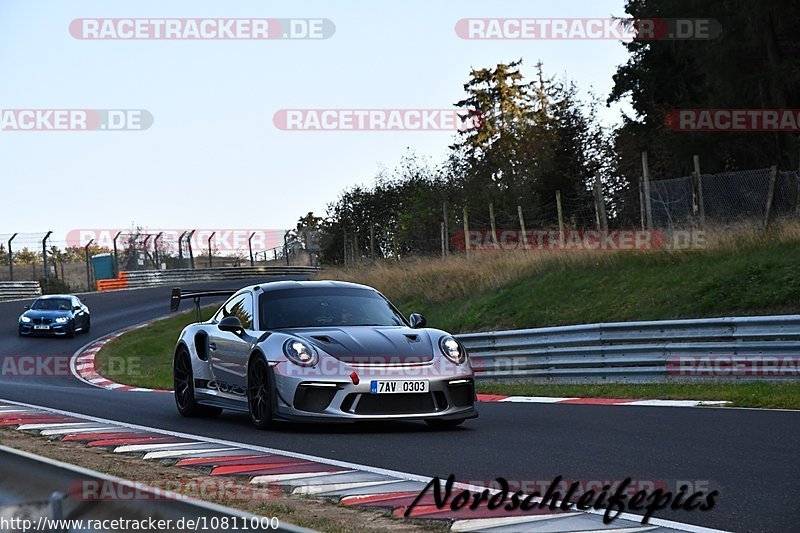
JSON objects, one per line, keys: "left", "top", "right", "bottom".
{"left": 404, "top": 334, "right": 420, "bottom": 342}
{"left": 194, "top": 332, "right": 209, "bottom": 361}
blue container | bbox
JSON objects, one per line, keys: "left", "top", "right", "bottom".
{"left": 92, "top": 253, "right": 115, "bottom": 280}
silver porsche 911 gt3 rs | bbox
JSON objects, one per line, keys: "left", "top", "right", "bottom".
{"left": 171, "top": 280, "right": 477, "bottom": 429}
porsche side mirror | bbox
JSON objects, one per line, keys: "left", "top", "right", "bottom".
{"left": 409, "top": 313, "right": 427, "bottom": 329}
{"left": 219, "top": 316, "right": 245, "bottom": 336}
{"left": 73, "top": 306, "right": 81, "bottom": 311}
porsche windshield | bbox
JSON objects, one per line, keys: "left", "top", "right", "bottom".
{"left": 31, "top": 298, "right": 71, "bottom": 311}
{"left": 260, "top": 287, "right": 407, "bottom": 329}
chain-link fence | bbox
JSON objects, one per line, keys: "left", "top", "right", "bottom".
{"left": 649, "top": 168, "right": 800, "bottom": 230}
{"left": 0, "top": 228, "right": 316, "bottom": 292}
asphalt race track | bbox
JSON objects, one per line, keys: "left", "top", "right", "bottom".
{"left": 0, "top": 281, "right": 797, "bottom": 532}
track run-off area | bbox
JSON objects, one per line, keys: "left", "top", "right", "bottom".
{"left": 0, "top": 278, "right": 797, "bottom": 532}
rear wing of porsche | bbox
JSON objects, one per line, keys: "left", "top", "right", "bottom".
{"left": 170, "top": 287, "right": 237, "bottom": 321}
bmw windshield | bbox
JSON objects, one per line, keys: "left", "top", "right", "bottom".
{"left": 31, "top": 298, "right": 71, "bottom": 311}
{"left": 259, "top": 288, "right": 407, "bottom": 329}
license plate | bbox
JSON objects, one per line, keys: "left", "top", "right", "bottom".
{"left": 370, "top": 380, "right": 429, "bottom": 394}
{"left": 34, "top": 325, "right": 50, "bottom": 330}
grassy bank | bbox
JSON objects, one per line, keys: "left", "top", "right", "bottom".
{"left": 320, "top": 223, "right": 800, "bottom": 333}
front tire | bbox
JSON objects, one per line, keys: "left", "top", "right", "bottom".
{"left": 174, "top": 347, "right": 222, "bottom": 418}
{"left": 247, "top": 357, "right": 274, "bottom": 429}
{"left": 425, "top": 418, "right": 466, "bottom": 429}
{"left": 66, "top": 323, "right": 75, "bottom": 338}
{"left": 84, "top": 318, "right": 91, "bottom": 334}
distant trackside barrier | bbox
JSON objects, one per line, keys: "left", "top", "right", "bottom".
{"left": 96, "top": 266, "right": 321, "bottom": 291}
{"left": 0, "top": 281, "right": 42, "bottom": 301}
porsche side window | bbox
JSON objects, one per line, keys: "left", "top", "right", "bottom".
{"left": 217, "top": 294, "right": 254, "bottom": 330}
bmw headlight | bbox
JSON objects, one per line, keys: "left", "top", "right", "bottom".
{"left": 439, "top": 336, "right": 466, "bottom": 364}
{"left": 55, "top": 317, "right": 69, "bottom": 323}
{"left": 20, "top": 316, "right": 31, "bottom": 323}
{"left": 283, "top": 339, "right": 318, "bottom": 367}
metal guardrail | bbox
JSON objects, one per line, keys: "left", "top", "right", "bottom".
{"left": 0, "top": 281, "right": 42, "bottom": 301}
{"left": 456, "top": 315, "right": 800, "bottom": 382}
{"left": 97, "top": 266, "right": 321, "bottom": 290}
{"left": 0, "top": 445, "right": 311, "bottom": 532}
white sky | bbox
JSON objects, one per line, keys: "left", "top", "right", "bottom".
{"left": 0, "top": 0, "right": 632, "bottom": 242}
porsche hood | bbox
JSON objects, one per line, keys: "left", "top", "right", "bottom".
{"left": 288, "top": 326, "right": 437, "bottom": 364}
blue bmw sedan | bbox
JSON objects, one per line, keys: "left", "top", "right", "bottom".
{"left": 18, "top": 295, "right": 91, "bottom": 338}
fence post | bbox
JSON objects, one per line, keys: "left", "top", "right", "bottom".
{"left": 143, "top": 235, "right": 153, "bottom": 269}
{"left": 187, "top": 230, "right": 195, "bottom": 270}
{"left": 556, "top": 190, "right": 565, "bottom": 247}
{"left": 440, "top": 222, "right": 446, "bottom": 258}
{"left": 442, "top": 200, "right": 449, "bottom": 255}
{"left": 593, "top": 176, "right": 608, "bottom": 233}
{"left": 207, "top": 231, "right": 215, "bottom": 268}
{"left": 8, "top": 233, "right": 17, "bottom": 281}
{"left": 369, "top": 226, "right": 375, "bottom": 260}
{"left": 248, "top": 232, "right": 256, "bottom": 267}
{"left": 112, "top": 231, "right": 122, "bottom": 277}
{"left": 178, "top": 231, "right": 188, "bottom": 266}
{"left": 517, "top": 206, "right": 527, "bottom": 249}
{"left": 153, "top": 232, "right": 163, "bottom": 270}
{"left": 641, "top": 152, "right": 654, "bottom": 229}
{"left": 489, "top": 203, "right": 499, "bottom": 248}
{"left": 41, "top": 231, "right": 52, "bottom": 286}
{"left": 638, "top": 182, "right": 645, "bottom": 230}
{"left": 463, "top": 207, "right": 470, "bottom": 257}
{"left": 342, "top": 228, "right": 348, "bottom": 267}
{"left": 284, "top": 230, "right": 291, "bottom": 266}
{"left": 84, "top": 239, "right": 94, "bottom": 291}
{"left": 693, "top": 155, "right": 705, "bottom": 227}
{"left": 391, "top": 233, "right": 398, "bottom": 261}
{"left": 764, "top": 165, "right": 778, "bottom": 228}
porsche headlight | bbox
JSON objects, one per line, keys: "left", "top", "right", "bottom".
{"left": 20, "top": 316, "right": 31, "bottom": 323}
{"left": 55, "top": 317, "right": 69, "bottom": 324}
{"left": 439, "top": 336, "right": 466, "bottom": 364}
{"left": 283, "top": 339, "right": 318, "bottom": 367}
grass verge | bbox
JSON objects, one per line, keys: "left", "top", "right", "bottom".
{"left": 477, "top": 382, "right": 800, "bottom": 409}
{"left": 95, "top": 307, "right": 215, "bottom": 390}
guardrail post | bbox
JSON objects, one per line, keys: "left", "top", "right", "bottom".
{"left": 207, "top": 231, "right": 215, "bottom": 268}
{"left": 248, "top": 231, "right": 256, "bottom": 266}
{"left": 112, "top": 231, "right": 122, "bottom": 277}
{"left": 84, "top": 239, "right": 94, "bottom": 291}
{"left": 8, "top": 233, "right": 17, "bottom": 280}
{"left": 42, "top": 231, "right": 52, "bottom": 286}
{"left": 187, "top": 230, "right": 195, "bottom": 270}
